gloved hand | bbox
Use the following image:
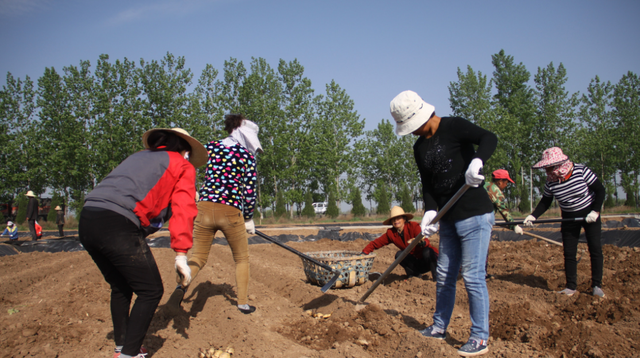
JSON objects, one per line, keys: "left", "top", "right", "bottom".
{"left": 245, "top": 219, "right": 255, "bottom": 234}
{"left": 465, "top": 158, "right": 485, "bottom": 187}
{"left": 420, "top": 210, "right": 439, "bottom": 237}
{"left": 523, "top": 215, "right": 536, "bottom": 227}
{"left": 585, "top": 211, "right": 600, "bottom": 223}
{"left": 514, "top": 225, "right": 524, "bottom": 235}
{"left": 175, "top": 255, "right": 191, "bottom": 287}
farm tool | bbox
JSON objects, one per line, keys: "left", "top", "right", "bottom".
{"left": 521, "top": 230, "right": 583, "bottom": 263}
{"left": 255, "top": 230, "right": 341, "bottom": 293}
{"left": 495, "top": 217, "right": 585, "bottom": 226}
{"left": 359, "top": 184, "right": 472, "bottom": 303}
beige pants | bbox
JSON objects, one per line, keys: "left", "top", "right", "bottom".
{"left": 186, "top": 201, "right": 250, "bottom": 305}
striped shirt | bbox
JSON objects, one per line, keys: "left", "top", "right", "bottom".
{"left": 541, "top": 164, "right": 597, "bottom": 212}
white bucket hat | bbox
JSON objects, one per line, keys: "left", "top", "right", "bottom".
{"left": 142, "top": 128, "right": 208, "bottom": 168}
{"left": 390, "top": 90, "right": 435, "bottom": 136}
{"left": 26, "top": 190, "right": 35, "bottom": 197}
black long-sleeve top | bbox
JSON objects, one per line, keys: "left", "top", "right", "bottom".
{"left": 414, "top": 117, "right": 498, "bottom": 221}
{"left": 26, "top": 197, "right": 38, "bottom": 221}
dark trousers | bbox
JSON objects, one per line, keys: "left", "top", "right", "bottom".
{"left": 57, "top": 224, "right": 64, "bottom": 237}
{"left": 29, "top": 219, "right": 38, "bottom": 241}
{"left": 79, "top": 207, "right": 164, "bottom": 356}
{"left": 395, "top": 246, "right": 439, "bottom": 280}
{"left": 561, "top": 210, "right": 603, "bottom": 290}
{"left": 28, "top": 219, "right": 37, "bottom": 241}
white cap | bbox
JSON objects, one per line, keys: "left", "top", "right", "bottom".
{"left": 390, "top": 90, "right": 435, "bottom": 136}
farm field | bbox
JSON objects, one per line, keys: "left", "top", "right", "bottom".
{"left": 1, "top": 227, "right": 639, "bottom": 358}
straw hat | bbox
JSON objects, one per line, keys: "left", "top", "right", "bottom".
{"left": 532, "top": 147, "right": 569, "bottom": 169}
{"left": 55, "top": 206, "right": 62, "bottom": 210}
{"left": 383, "top": 206, "right": 414, "bottom": 225}
{"left": 26, "top": 190, "right": 35, "bottom": 197}
{"left": 142, "top": 128, "right": 207, "bottom": 168}
{"left": 390, "top": 90, "right": 435, "bottom": 136}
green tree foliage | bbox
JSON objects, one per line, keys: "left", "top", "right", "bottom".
{"left": 275, "top": 189, "right": 286, "bottom": 219}
{"left": 326, "top": 190, "right": 340, "bottom": 218}
{"left": 360, "top": 119, "right": 417, "bottom": 210}
{"left": 47, "top": 192, "right": 62, "bottom": 222}
{"left": 302, "top": 191, "right": 315, "bottom": 218}
{"left": 350, "top": 187, "right": 366, "bottom": 217}
{"left": 313, "top": 80, "right": 364, "bottom": 204}
{"left": 15, "top": 193, "right": 27, "bottom": 224}
{"left": 613, "top": 71, "right": 640, "bottom": 207}
{"left": 399, "top": 183, "right": 415, "bottom": 213}
{"left": 375, "top": 183, "right": 390, "bottom": 215}
{"left": 577, "top": 76, "right": 616, "bottom": 186}
{"left": 2, "top": 52, "right": 640, "bottom": 214}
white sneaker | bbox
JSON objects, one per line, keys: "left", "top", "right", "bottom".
{"left": 593, "top": 286, "right": 605, "bottom": 297}
{"left": 557, "top": 288, "right": 576, "bottom": 296}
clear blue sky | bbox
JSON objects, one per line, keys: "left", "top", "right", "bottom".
{"left": 2, "top": 0, "right": 639, "bottom": 133}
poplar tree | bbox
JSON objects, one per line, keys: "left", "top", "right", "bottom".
{"left": 350, "top": 187, "right": 366, "bottom": 217}
{"left": 399, "top": 183, "right": 415, "bottom": 213}
{"left": 613, "top": 71, "right": 640, "bottom": 207}
{"left": 275, "top": 190, "right": 286, "bottom": 219}
{"left": 326, "top": 190, "right": 340, "bottom": 218}
{"left": 302, "top": 191, "right": 315, "bottom": 218}
{"left": 375, "top": 183, "right": 390, "bottom": 215}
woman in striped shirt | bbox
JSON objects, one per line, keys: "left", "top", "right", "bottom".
{"left": 523, "top": 147, "right": 606, "bottom": 297}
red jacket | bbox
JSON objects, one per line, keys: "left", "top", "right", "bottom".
{"left": 362, "top": 221, "right": 438, "bottom": 259}
{"left": 84, "top": 150, "right": 197, "bottom": 253}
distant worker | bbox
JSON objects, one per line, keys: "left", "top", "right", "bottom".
{"left": 55, "top": 206, "right": 65, "bottom": 237}
{"left": 524, "top": 147, "right": 605, "bottom": 297}
{"left": 1, "top": 221, "right": 18, "bottom": 241}
{"left": 362, "top": 206, "right": 438, "bottom": 280}
{"left": 484, "top": 169, "right": 523, "bottom": 279}
{"left": 484, "top": 169, "right": 523, "bottom": 234}
{"left": 25, "top": 191, "right": 39, "bottom": 241}
{"left": 167, "top": 114, "right": 262, "bottom": 315}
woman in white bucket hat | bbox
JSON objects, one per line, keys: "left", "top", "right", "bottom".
{"left": 390, "top": 90, "right": 498, "bottom": 356}
{"left": 79, "top": 127, "right": 206, "bottom": 358}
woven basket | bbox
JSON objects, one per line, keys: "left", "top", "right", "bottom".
{"left": 301, "top": 251, "right": 376, "bottom": 289}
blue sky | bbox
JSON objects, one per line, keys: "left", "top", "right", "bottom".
{"left": 2, "top": 0, "right": 639, "bottom": 134}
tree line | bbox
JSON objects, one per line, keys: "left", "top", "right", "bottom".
{"left": 1, "top": 50, "right": 638, "bottom": 220}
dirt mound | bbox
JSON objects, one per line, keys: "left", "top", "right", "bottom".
{"left": 1, "top": 231, "right": 639, "bottom": 357}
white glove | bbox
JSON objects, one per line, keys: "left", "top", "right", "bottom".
{"left": 245, "top": 219, "right": 255, "bottom": 234}
{"left": 585, "top": 211, "right": 599, "bottom": 223}
{"left": 175, "top": 255, "right": 192, "bottom": 287}
{"left": 514, "top": 225, "right": 524, "bottom": 235}
{"left": 465, "top": 158, "right": 485, "bottom": 187}
{"left": 523, "top": 215, "right": 536, "bottom": 227}
{"left": 420, "top": 210, "right": 439, "bottom": 237}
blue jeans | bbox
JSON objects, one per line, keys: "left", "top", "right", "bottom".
{"left": 432, "top": 212, "right": 494, "bottom": 341}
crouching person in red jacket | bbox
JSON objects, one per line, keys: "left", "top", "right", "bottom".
{"left": 79, "top": 128, "right": 207, "bottom": 358}
{"left": 362, "top": 206, "right": 439, "bottom": 280}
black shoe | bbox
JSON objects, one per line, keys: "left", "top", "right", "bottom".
{"left": 166, "top": 287, "right": 185, "bottom": 315}
{"left": 238, "top": 305, "right": 256, "bottom": 314}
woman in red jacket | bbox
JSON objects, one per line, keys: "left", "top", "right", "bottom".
{"left": 79, "top": 128, "right": 207, "bottom": 358}
{"left": 362, "top": 206, "right": 439, "bottom": 280}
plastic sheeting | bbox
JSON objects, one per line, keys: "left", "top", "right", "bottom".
{"left": 1, "top": 219, "right": 638, "bottom": 257}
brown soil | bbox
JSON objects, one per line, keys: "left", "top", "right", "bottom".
{"left": 1, "top": 227, "right": 640, "bottom": 358}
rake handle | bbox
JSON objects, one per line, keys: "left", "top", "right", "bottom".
{"left": 254, "top": 230, "right": 334, "bottom": 273}
{"left": 358, "top": 184, "right": 472, "bottom": 303}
